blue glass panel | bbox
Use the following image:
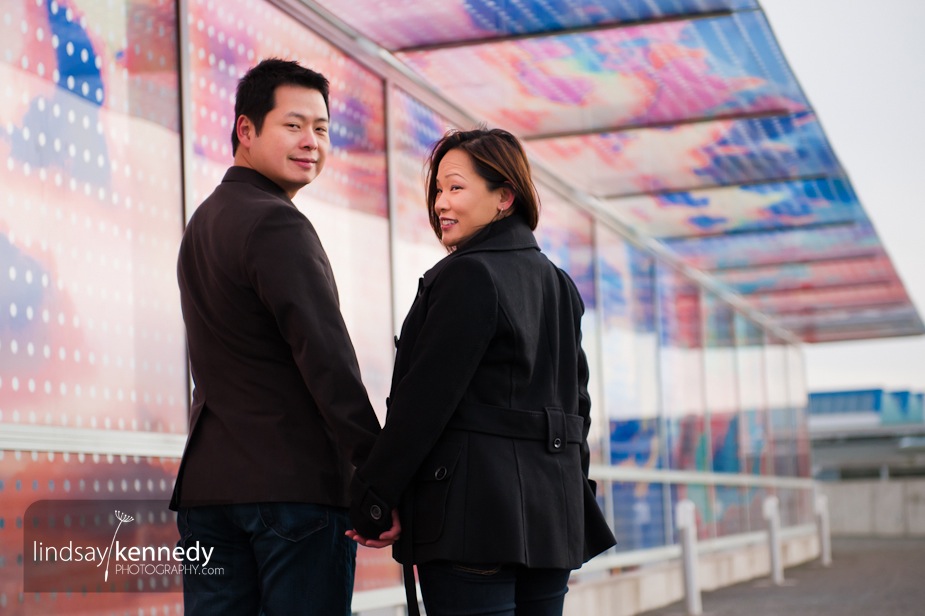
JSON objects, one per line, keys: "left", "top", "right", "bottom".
{"left": 527, "top": 111, "right": 840, "bottom": 197}
{"left": 715, "top": 485, "right": 747, "bottom": 536}
{"left": 612, "top": 481, "right": 669, "bottom": 551}
{"left": 711, "top": 414, "right": 741, "bottom": 473}
{"left": 536, "top": 196, "right": 596, "bottom": 308}
{"left": 607, "top": 175, "right": 864, "bottom": 239}
{"left": 672, "top": 483, "right": 715, "bottom": 540}
{"left": 396, "top": 12, "right": 805, "bottom": 137}
{"left": 661, "top": 221, "right": 882, "bottom": 270}
{"left": 776, "top": 305, "right": 925, "bottom": 343}
{"left": 665, "top": 416, "right": 711, "bottom": 471}
{"left": 809, "top": 390, "right": 885, "bottom": 414}
{"left": 313, "top": 0, "right": 760, "bottom": 50}
{"left": 611, "top": 418, "right": 661, "bottom": 466}
{"left": 713, "top": 252, "right": 896, "bottom": 294}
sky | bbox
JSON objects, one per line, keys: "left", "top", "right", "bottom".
{"left": 758, "top": 0, "right": 925, "bottom": 394}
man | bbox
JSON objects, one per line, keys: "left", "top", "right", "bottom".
{"left": 172, "top": 58, "right": 396, "bottom": 615}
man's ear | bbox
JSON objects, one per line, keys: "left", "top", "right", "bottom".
{"left": 236, "top": 115, "right": 254, "bottom": 148}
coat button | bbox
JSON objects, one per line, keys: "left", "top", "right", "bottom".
{"left": 434, "top": 466, "right": 448, "bottom": 480}
{"left": 370, "top": 505, "right": 382, "bottom": 520}
{"left": 553, "top": 438, "right": 562, "bottom": 449}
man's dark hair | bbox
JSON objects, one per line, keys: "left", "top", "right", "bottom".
{"left": 231, "top": 58, "right": 330, "bottom": 155}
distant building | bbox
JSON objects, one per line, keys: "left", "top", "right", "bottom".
{"left": 809, "top": 389, "right": 925, "bottom": 480}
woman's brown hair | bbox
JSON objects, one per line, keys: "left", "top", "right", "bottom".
{"left": 425, "top": 127, "right": 540, "bottom": 241}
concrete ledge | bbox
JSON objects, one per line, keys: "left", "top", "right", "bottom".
{"left": 565, "top": 532, "right": 819, "bottom": 615}
{"left": 820, "top": 479, "right": 925, "bottom": 537}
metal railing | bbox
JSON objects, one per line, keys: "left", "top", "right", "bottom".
{"left": 350, "top": 466, "right": 823, "bottom": 614}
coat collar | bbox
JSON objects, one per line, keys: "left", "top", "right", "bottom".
{"left": 221, "top": 166, "right": 295, "bottom": 205}
{"left": 422, "top": 215, "right": 540, "bottom": 287}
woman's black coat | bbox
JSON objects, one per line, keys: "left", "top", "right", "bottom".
{"left": 350, "top": 214, "right": 616, "bottom": 569}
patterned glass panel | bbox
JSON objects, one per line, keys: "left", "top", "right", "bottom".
{"left": 526, "top": 112, "right": 839, "bottom": 197}
{"left": 0, "top": 0, "right": 186, "bottom": 433}
{"left": 313, "top": 0, "right": 759, "bottom": 50}
{"left": 396, "top": 12, "right": 805, "bottom": 137}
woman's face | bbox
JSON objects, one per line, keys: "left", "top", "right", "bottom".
{"left": 433, "top": 149, "right": 510, "bottom": 248}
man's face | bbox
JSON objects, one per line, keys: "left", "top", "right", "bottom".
{"left": 235, "top": 85, "right": 330, "bottom": 198}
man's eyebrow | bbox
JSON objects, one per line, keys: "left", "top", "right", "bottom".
{"left": 283, "top": 112, "right": 329, "bottom": 123}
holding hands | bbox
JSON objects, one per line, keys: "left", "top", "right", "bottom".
{"left": 346, "top": 508, "right": 401, "bottom": 548}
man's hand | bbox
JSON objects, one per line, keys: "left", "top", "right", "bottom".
{"left": 346, "top": 509, "right": 401, "bottom": 548}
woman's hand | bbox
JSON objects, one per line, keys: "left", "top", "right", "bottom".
{"left": 345, "top": 509, "right": 401, "bottom": 548}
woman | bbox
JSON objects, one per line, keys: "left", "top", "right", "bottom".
{"left": 349, "top": 127, "right": 616, "bottom": 616}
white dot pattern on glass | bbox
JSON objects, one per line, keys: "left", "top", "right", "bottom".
{"left": 0, "top": 0, "right": 186, "bottom": 435}
{"left": 185, "top": 0, "right": 388, "bottom": 217}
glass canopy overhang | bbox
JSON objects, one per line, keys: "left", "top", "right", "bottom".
{"left": 308, "top": 0, "right": 924, "bottom": 343}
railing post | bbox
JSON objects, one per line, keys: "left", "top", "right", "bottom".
{"left": 815, "top": 494, "right": 832, "bottom": 567}
{"left": 762, "top": 495, "right": 784, "bottom": 585}
{"left": 675, "top": 499, "right": 702, "bottom": 615}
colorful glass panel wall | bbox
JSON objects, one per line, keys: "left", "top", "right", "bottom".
{"left": 663, "top": 221, "right": 882, "bottom": 270}
{"left": 600, "top": 231, "right": 666, "bottom": 551}
{"left": 765, "top": 334, "right": 795, "bottom": 477}
{"left": 611, "top": 479, "right": 669, "bottom": 553}
{"left": 310, "top": 0, "right": 923, "bottom": 342}
{"left": 389, "top": 88, "right": 454, "bottom": 328}
{"left": 535, "top": 194, "right": 603, "bottom": 461}
{"left": 606, "top": 176, "right": 864, "bottom": 239}
{"left": 0, "top": 0, "right": 187, "bottom": 434}
{"left": 701, "top": 293, "right": 750, "bottom": 537}
{"left": 656, "top": 266, "right": 712, "bottom": 538}
{"left": 313, "top": 0, "right": 759, "bottom": 50}
{"left": 396, "top": 12, "right": 804, "bottom": 138}
{"left": 0, "top": 0, "right": 187, "bottom": 607}
{"left": 703, "top": 295, "right": 740, "bottom": 472}
{"left": 599, "top": 229, "right": 662, "bottom": 519}
{"left": 536, "top": 193, "right": 595, "bottom": 307}
{"left": 736, "top": 315, "right": 769, "bottom": 477}
{"left": 526, "top": 112, "right": 840, "bottom": 197}
{"left": 713, "top": 252, "right": 897, "bottom": 294}
{"left": 598, "top": 228, "right": 660, "bottom": 428}
{"left": 656, "top": 267, "right": 707, "bottom": 468}
{"left": 787, "top": 343, "right": 811, "bottom": 477}
{"left": 735, "top": 314, "right": 772, "bottom": 532}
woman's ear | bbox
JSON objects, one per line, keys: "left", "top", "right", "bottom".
{"left": 497, "top": 185, "right": 515, "bottom": 212}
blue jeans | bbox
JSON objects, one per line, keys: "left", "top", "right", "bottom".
{"left": 417, "top": 561, "right": 571, "bottom": 616}
{"left": 177, "top": 503, "right": 357, "bottom": 616}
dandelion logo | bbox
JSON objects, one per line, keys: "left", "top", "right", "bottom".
{"left": 98, "top": 510, "right": 134, "bottom": 582}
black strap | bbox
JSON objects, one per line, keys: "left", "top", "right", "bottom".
{"left": 403, "top": 560, "right": 419, "bottom": 616}
{"left": 447, "top": 402, "right": 584, "bottom": 444}
{"left": 400, "top": 492, "right": 421, "bottom": 616}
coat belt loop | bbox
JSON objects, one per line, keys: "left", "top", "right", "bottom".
{"left": 544, "top": 406, "right": 567, "bottom": 454}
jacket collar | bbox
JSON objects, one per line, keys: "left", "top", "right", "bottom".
{"left": 222, "top": 166, "right": 294, "bottom": 205}
{"left": 423, "top": 215, "right": 539, "bottom": 286}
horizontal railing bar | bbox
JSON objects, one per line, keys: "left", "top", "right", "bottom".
{"left": 588, "top": 463, "right": 816, "bottom": 489}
